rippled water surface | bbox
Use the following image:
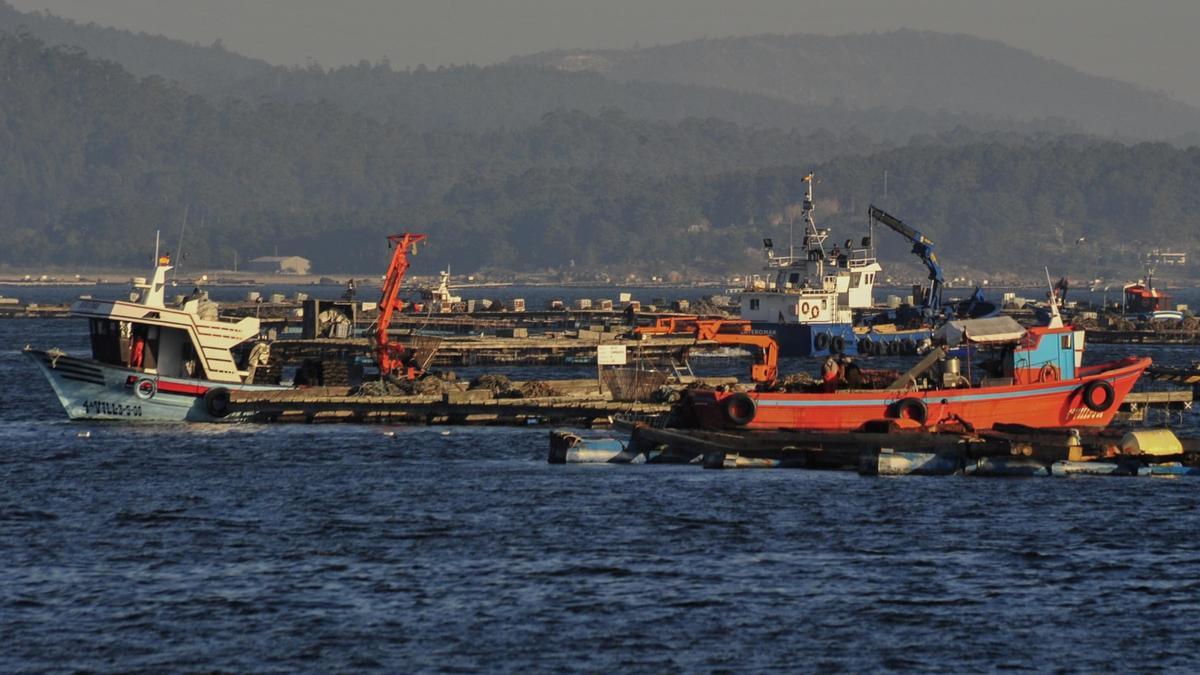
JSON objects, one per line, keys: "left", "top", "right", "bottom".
{"left": 3, "top": 315, "right": 1200, "bottom": 672}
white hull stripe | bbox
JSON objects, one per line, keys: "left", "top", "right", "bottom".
{"left": 755, "top": 380, "right": 1119, "bottom": 408}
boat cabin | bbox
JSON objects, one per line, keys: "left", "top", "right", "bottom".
{"left": 71, "top": 260, "right": 264, "bottom": 383}
{"left": 1123, "top": 282, "right": 1169, "bottom": 314}
{"left": 936, "top": 316, "right": 1084, "bottom": 386}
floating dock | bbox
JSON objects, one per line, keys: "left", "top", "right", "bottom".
{"left": 550, "top": 422, "right": 1200, "bottom": 477}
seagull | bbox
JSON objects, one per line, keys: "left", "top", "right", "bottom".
{"left": 1075, "top": 236, "right": 1087, "bottom": 245}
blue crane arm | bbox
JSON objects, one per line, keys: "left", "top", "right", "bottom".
{"left": 868, "top": 205, "right": 944, "bottom": 311}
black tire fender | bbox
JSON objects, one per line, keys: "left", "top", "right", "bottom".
{"left": 1080, "top": 380, "right": 1116, "bottom": 413}
{"left": 830, "top": 335, "right": 846, "bottom": 354}
{"left": 204, "top": 387, "right": 232, "bottom": 418}
{"left": 722, "top": 392, "right": 757, "bottom": 426}
{"left": 889, "top": 397, "right": 928, "bottom": 424}
{"left": 901, "top": 338, "right": 916, "bottom": 355}
{"left": 858, "top": 338, "right": 873, "bottom": 355}
{"left": 813, "top": 332, "right": 830, "bottom": 351}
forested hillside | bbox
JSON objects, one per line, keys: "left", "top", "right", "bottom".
{"left": 3, "top": 33, "right": 1197, "bottom": 277}
{"left": 0, "top": 32, "right": 903, "bottom": 272}
{"left": 513, "top": 31, "right": 1200, "bottom": 141}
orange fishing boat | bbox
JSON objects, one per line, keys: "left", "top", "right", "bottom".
{"left": 686, "top": 315, "right": 1150, "bottom": 432}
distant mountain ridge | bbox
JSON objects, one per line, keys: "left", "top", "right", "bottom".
{"left": 5, "top": 1, "right": 1196, "bottom": 140}
{"left": 0, "top": 2, "right": 1080, "bottom": 139}
{"left": 510, "top": 31, "right": 1200, "bottom": 140}
{"left": 0, "top": 0, "right": 272, "bottom": 92}
{"left": 214, "top": 61, "right": 1078, "bottom": 139}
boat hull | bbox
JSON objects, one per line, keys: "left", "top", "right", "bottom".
{"left": 688, "top": 357, "right": 1151, "bottom": 431}
{"left": 24, "top": 348, "right": 289, "bottom": 422}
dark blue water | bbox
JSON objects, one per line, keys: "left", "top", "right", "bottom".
{"left": 3, "top": 316, "right": 1200, "bottom": 672}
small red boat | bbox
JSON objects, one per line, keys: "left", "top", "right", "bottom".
{"left": 687, "top": 316, "right": 1150, "bottom": 432}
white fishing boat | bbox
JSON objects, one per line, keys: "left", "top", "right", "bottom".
{"left": 424, "top": 268, "right": 464, "bottom": 313}
{"left": 738, "top": 174, "right": 932, "bottom": 356}
{"left": 25, "top": 254, "right": 290, "bottom": 421}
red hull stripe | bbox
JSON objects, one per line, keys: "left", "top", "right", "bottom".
{"left": 156, "top": 382, "right": 210, "bottom": 397}
{"left": 125, "top": 375, "right": 209, "bottom": 397}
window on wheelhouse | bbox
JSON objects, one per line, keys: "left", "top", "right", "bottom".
{"left": 88, "top": 319, "right": 125, "bottom": 366}
{"left": 88, "top": 319, "right": 205, "bottom": 378}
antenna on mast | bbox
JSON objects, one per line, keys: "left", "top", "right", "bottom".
{"left": 173, "top": 204, "right": 189, "bottom": 283}
{"left": 1044, "top": 267, "right": 1063, "bottom": 328}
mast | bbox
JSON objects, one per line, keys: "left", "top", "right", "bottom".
{"left": 794, "top": 171, "right": 830, "bottom": 291}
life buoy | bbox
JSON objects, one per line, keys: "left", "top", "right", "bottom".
{"left": 889, "top": 397, "right": 928, "bottom": 424}
{"left": 830, "top": 335, "right": 846, "bottom": 354}
{"left": 858, "top": 337, "right": 873, "bottom": 355}
{"left": 722, "top": 393, "right": 757, "bottom": 426}
{"left": 1038, "top": 363, "right": 1060, "bottom": 383}
{"left": 1080, "top": 380, "right": 1115, "bottom": 413}
{"left": 204, "top": 387, "right": 232, "bottom": 418}
{"left": 133, "top": 377, "right": 157, "bottom": 400}
{"left": 813, "top": 333, "right": 831, "bottom": 351}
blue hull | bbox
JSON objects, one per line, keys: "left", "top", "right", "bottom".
{"left": 748, "top": 322, "right": 933, "bottom": 358}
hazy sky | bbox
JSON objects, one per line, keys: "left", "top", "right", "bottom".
{"left": 11, "top": 0, "right": 1200, "bottom": 105}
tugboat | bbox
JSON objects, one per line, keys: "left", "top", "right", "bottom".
{"left": 737, "top": 174, "right": 933, "bottom": 357}
{"left": 25, "top": 253, "right": 290, "bottom": 421}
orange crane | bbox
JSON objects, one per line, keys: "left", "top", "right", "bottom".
{"left": 633, "top": 316, "right": 779, "bottom": 385}
{"left": 376, "top": 233, "right": 427, "bottom": 380}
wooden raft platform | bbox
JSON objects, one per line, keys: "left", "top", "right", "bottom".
{"left": 1086, "top": 328, "right": 1200, "bottom": 345}
{"left": 229, "top": 387, "right": 670, "bottom": 425}
{"left": 427, "top": 334, "right": 704, "bottom": 366}
{"left": 1146, "top": 366, "right": 1200, "bottom": 387}
{"left": 264, "top": 334, "right": 707, "bottom": 367}
{"left": 0, "top": 303, "right": 72, "bottom": 318}
{"left": 1115, "top": 390, "right": 1194, "bottom": 423}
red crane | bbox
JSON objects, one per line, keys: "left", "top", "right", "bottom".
{"left": 634, "top": 316, "right": 779, "bottom": 385}
{"left": 376, "top": 233, "right": 427, "bottom": 380}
